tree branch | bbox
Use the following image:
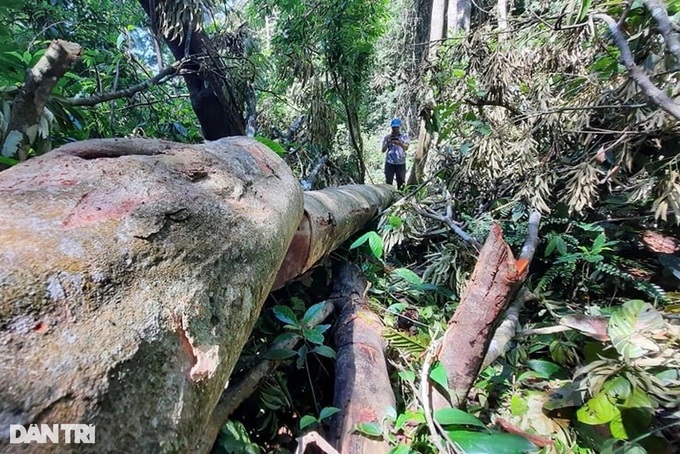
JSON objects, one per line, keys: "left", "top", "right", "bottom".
{"left": 642, "top": 0, "right": 680, "bottom": 65}
{"left": 2, "top": 40, "right": 82, "bottom": 161}
{"left": 65, "top": 60, "right": 185, "bottom": 107}
{"left": 594, "top": 13, "right": 680, "bottom": 121}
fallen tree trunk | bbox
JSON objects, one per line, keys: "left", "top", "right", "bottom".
{"left": 431, "top": 212, "right": 541, "bottom": 411}
{"left": 273, "top": 185, "right": 396, "bottom": 290}
{"left": 0, "top": 137, "right": 395, "bottom": 452}
{"left": 328, "top": 261, "right": 396, "bottom": 454}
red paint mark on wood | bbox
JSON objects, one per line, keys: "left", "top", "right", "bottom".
{"left": 62, "top": 190, "right": 149, "bottom": 228}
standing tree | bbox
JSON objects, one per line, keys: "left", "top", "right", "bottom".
{"left": 138, "top": 0, "right": 248, "bottom": 139}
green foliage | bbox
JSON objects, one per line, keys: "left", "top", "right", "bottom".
{"left": 536, "top": 220, "right": 667, "bottom": 305}
{"left": 215, "top": 421, "right": 261, "bottom": 454}
{"left": 350, "top": 230, "right": 384, "bottom": 260}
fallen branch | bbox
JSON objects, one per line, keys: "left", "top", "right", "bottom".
{"left": 432, "top": 212, "right": 541, "bottom": 410}
{"left": 2, "top": 40, "right": 82, "bottom": 161}
{"left": 328, "top": 261, "right": 396, "bottom": 454}
{"left": 295, "top": 431, "right": 340, "bottom": 454}
{"left": 413, "top": 191, "right": 482, "bottom": 249}
{"left": 195, "top": 300, "right": 335, "bottom": 453}
{"left": 481, "top": 287, "right": 537, "bottom": 370}
{"left": 593, "top": 13, "right": 680, "bottom": 121}
{"left": 65, "top": 59, "right": 186, "bottom": 107}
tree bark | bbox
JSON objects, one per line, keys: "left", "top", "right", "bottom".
{"left": 139, "top": 0, "right": 246, "bottom": 139}
{"left": 1, "top": 40, "right": 82, "bottom": 161}
{"left": 328, "top": 261, "right": 396, "bottom": 454}
{"left": 432, "top": 212, "right": 541, "bottom": 410}
{"left": 0, "top": 137, "right": 302, "bottom": 452}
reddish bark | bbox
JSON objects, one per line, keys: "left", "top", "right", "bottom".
{"left": 328, "top": 262, "right": 396, "bottom": 454}
{"left": 432, "top": 213, "right": 541, "bottom": 410}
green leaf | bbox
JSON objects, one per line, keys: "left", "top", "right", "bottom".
{"left": 217, "top": 420, "right": 261, "bottom": 454}
{"left": 434, "top": 408, "right": 486, "bottom": 428}
{"left": 430, "top": 362, "right": 448, "bottom": 390}
{"left": 389, "top": 445, "right": 412, "bottom": 454}
{"left": 526, "top": 359, "right": 565, "bottom": 379}
{"left": 367, "top": 231, "right": 383, "bottom": 259}
{"left": 555, "top": 236, "right": 568, "bottom": 255}
{"left": 255, "top": 136, "right": 286, "bottom": 156}
{"left": 610, "top": 408, "right": 652, "bottom": 440}
{"left": 302, "top": 327, "right": 324, "bottom": 345}
{"left": 312, "top": 345, "right": 336, "bottom": 358}
{"left": 300, "top": 415, "right": 318, "bottom": 430}
{"left": 445, "top": 431, "right": 538, "bottom": 454}
{"left": 319, "top": 406, "right": 341, "bottom": 421}
{"left": 272, "top": 332, "right": 301, "bottom": 345}
{"left": 272, "top": 306, "right": 298, "bottom": 327}
{"left": 395, "top": 410, "right": 425, "bottom": 430}
{"left": 577, "top": 392, "right": 620, "bottom": 425}
{"left": 350, "top": 231, "right": 371, "bottom": 249}
{"left": 263, "top": 348, "right": 297, "bottom": 360}
{"left": 296, "top": 344, "right": 308, "bottom": 369}
{"left": 621, "top": 387, "right": 653, "bottom": 409}
{"left": 577, "top": 0, "right": 592, "bottom": 22}
{"left": 602, "top": 377, "right": 631, "bottom": 402}
{"left": 301, "top": 301, "right": 327, "bottom": 326}
{"left": 0, "top": 155, "right": 18, "bottom": 166}
{"left": 398, "top": 370, "right": 415, "bottom": 383}
{"left": 392, "top": 267, "right": 422, "bottom": 285}
{"left": 510, "top": 393, "right": 529, "bottom": 416}
{"left": 355, "top": 422, "right": 383, "bottom": 437}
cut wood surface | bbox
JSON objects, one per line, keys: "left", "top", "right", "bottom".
{"left": 328, "top": 261, "right": 396, "bottom": 454}
{"left": 432, "top": 213, "right": 541, "bottom": 410}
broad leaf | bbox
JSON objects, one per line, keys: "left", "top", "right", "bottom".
{"left": 272, "top": 306, "right": 298, "bottom": 327}
{"left": 312, "top": 345, "right": 336, "bottom": 358}
{"left": 299, "top": 415, "right": 317, "bottom": 430}
{"left": 301, "top": 301, "right": 327, "bottom": 326}
{"left": 392, "top": 268, "right": 422, "bottom": 285}
{"left": 434, "top": 408, "right": 486, "bottom": 428}
{"left": 430, "top": 362, "right": 448, "bottom": 390}
{"left": 319, "top": 406, "right": 341, "bottom": 421}
{"left": 445, "top": 430, "right": 538, "bottom": 454}
{"left": 577, "top": 392, "right": 620, "bottom": 425}
{"left": 355, "top": 422, "right": 383, "bottom": 437}
{"left": 526, "top": 359, "right": 565, "bottom": 379}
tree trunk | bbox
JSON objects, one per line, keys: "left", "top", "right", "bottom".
{"left": 429, "top": 0, "right": 447, "bottom": 54}
{"left": 1, "top": 40, "right": 82, "bottom": 161}
{"left": 432, "top": 213, "right": 541, "bottom": 410}
{"left": 407, "top": 108, "right": 434, "bottom": 186}
{"left": 138, "top": 0, "right": 246, "bottom": 139}
{"left": 0, "top": 136, "right": 397, "bottom": 452}
{"left": 448, "top": 0, "right": 472, "bottom": 34}
{"left": 328, "top": 261, "right": 396, "bottom": 454}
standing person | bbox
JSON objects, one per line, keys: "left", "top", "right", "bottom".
{"left": 381, "top": 118, "right": 409, "bottom": 190}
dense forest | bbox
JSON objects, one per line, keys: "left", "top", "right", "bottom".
{"left": 1, "top": 0, "right": 680, "bottom": 453}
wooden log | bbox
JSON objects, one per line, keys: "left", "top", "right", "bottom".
{"left": 328, "top": 261, "right": 396, "bottom": 454}
{"left": 432, "top": 213, "right": 541, "bottom": 410}
{"left": 0, "top": 137, "right": 303, "bottom": 452}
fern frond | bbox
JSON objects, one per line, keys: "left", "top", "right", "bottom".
{"left": 383, "top": 327, "right": 428, "bottom": 356}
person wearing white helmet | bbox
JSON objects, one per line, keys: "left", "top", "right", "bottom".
{"left": 381, "top": 117, "right": 410, "bottom": 190}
